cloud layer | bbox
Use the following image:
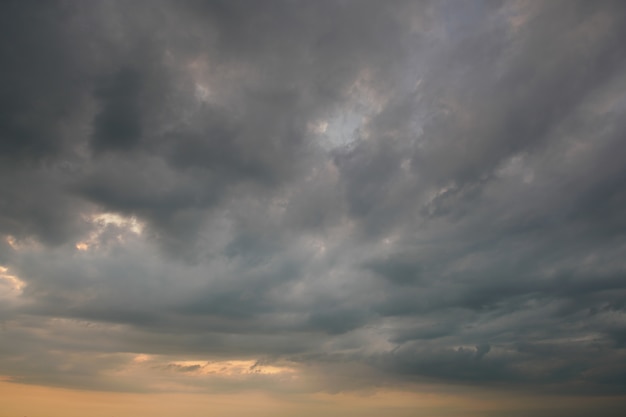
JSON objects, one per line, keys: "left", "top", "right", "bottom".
{"left": 1, "top": 0, "right": 626, "bottom": 408}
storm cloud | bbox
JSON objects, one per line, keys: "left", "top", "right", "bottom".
{"left": 1, "top": 1, "right": 626, "bottom": 414}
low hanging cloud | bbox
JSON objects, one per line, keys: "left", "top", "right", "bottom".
{"left": 1, "top": 0, "right": 626, "bottom": 408}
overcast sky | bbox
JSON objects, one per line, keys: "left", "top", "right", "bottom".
{"left": 1, "top": 1, "right": 626, "bottom": 416}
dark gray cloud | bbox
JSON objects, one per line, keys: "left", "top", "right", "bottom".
{"left": 92, "top": 68, "right": 144, "bottom": 152}
{"left": 1, "top": 0, "right": 626, "bottom": 412}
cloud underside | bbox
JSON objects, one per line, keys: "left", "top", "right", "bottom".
{"left": 1, "top": 0, "right": 626, "bottom": 401}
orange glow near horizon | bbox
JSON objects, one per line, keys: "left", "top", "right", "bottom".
{"left": 0, "top": 378, "right": 449, "bottom": 417}
{"left": 2, "top": 378, "right": 625, "bottom": 417}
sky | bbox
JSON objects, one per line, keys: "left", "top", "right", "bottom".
{"left": 1, "top": 1, "right": 626, "bottom": 416}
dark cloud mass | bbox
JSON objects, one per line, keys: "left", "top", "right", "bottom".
{"left": 1, "top": 0, "right": 626, "bottom": 413}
